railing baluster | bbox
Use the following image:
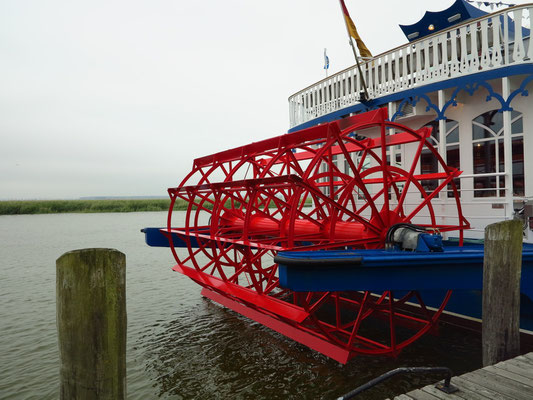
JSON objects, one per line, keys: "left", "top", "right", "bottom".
{"left": 309, "top": 91, "right": 312, "bottom": 119}
{"left": 339, "top": 74, "right": 344, "bottom": 108}
{"left": 367, "top": 60, "right": 374, "bottom": 97}
{"left": 384, "top": 56, "right": 388, "bottom": 94}
{"left": 289, "top": 99, "right": 293, "bottom": 127}
{"left": 512, "top": 9, "right": 526, "bottom": 63}
{"left": 337, "top": 74, "right": 342, "bottom": 109}
{"left": 460, "top": 26, "right": 469, "bottom": 72}
{"left": 332, "top": 77, "right": 335, "bottom": 111}
{"left": 492, "top": 16, "right": 502, "bottom": 66}
{"left": 408, "top": 44, "right": 414, "bottom": 87}
{"left": 314, "top": 86, "right": 318, "bottom": 117}
{"left": 450, "top": 28, "right": 459, "bottom": 76}
{"left": 503, "top": 10, "right": 510, "bottom": 65}
{"left": 432, "top": 35, "right": 441, "bottom": 79}
{"left": 325, "top": 79, "right": 330, "bottom": 113}
{"left": 323, "top": 80, "right": 327, "bottom": 114}
{"left": 526, "top": 8, "right": 533, "bottom": 60}
{"left": 388, "top": 53, "right": 394, "bottom": 93}
{"left": 380, "top": 56, "right": 386, "bottom": 95}
{"left": 415, "top": 42, "right": 422, "bottom": 84}
{"left": 376, "top": 57, "right": 381, "bottom": 95}
{"left": 329, "top": 78, "right": 332, "bottom": 110}
{"left": 480, "top": 19, "right": 491, "bottom": 69}
{"left": 401, "top": 48, "right": 408, "bottom": 89}
{"left": 329, "top": 77, "right": 334, "bottom": 112}
{"left": 318, "top": 85, "right": 322, "bottom": 114}
{"left": 424, "top": 39, "right": 431, "bottom": 82}
{"left": 440, "top": 33, "right": 449, "bottom": 78}
{"left": 347, "top": 68, "right": 354, "bottom": 105}
{"left": 470, "top": 21, "right": 479, "bottom": 71}
{"left": 303, "top": 91, "right": 308, "bottom": 119}
{"left": 340, "top": 74, "right": 343, "bottom": 106}
{"left": 374, "top": 58, "right": 380, "bottom": 96}
{"left": 355, "top": 65, "right": 361, "bottom": 101}
{"left": 317, "top": 83, "right": 321, "bottom": 117}
{"left": 394, "top": 50, "right": 400, "bottom": 91}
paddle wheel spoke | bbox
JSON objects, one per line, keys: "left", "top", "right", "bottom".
{"left": 347, "top": 291, "right": 370, "bottom": 347}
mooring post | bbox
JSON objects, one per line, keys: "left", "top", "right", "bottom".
{"left": 482, "top": 220, "right": 522, "bottom": 366}
{"left": 56, "top": 248, "right": 126, "bottom": 399}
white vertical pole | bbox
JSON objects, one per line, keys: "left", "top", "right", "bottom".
{"left": 503, "top": 10, "right": 510, "bottom": 65}
{"left": 388, "top": 102, "right": 396, "bottom": 162}
{"left": 438, "top": 90, "right": 447, "bottom": 204}
{"left": 502, "top": 77, "right": 514, "bottom": 219}
{"left": 438, "top": 90, "right": 446, "bottom": 161}
{"left": 337, "top": 0, "right": 369, "bottom": 99}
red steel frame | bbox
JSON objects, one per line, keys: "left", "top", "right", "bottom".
{"left": 165, "top": 107, "right": 470, "bottom": 363}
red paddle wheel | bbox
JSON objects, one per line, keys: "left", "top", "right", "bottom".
{"left": 165, "top": 108, "right": 469, "bottom": 363}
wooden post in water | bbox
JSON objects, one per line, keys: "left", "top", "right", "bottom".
{"left": 57, "top": 248, "right": 126, "bottom": 399}
{"left": 482, "top": 220, "right": 522, "bottom": 366}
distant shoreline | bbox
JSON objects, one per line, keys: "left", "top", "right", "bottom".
{"left": 0, "top": 199, "right": 190, "bottom": 215}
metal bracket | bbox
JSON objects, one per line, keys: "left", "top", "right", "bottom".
{"left": 435, "top": 380, "right": 459, "bottom": 394}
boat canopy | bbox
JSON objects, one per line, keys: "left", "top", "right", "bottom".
{"left": 400, "top": 0, "right": 487, "bottom": 41}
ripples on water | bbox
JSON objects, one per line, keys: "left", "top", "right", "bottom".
{"left": 0, "top": 212, "right": 482, "bottom": 399}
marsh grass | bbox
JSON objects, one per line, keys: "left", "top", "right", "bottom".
{"left": 0, "top": 199, "right": 190, "bottom": 215}
{"left": 0, "top": 197, "right": 311, "bottom": 215}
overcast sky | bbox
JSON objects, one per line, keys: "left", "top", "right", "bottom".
{"left": 1, "top": 0, "right": 527, "bottom": 199}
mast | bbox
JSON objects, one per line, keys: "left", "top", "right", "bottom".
{"left": 338, "top": 0, "right": 370, "bottom": 101}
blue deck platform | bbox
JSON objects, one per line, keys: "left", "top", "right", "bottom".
{"left": 275, "top": 242, "right": 533, "bottom": 332}
{"left": 276, "top": 242, "right": 533, "bottom": 295}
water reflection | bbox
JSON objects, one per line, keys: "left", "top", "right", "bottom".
{"left": 142, "top": 294, "right": 483, "bottom": 399}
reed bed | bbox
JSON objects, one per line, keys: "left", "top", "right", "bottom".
{"left": 0, "top": 199, "right": 188, "bottom": 215}
{"left": 0, "top": 197, "right": 310, "bottom": 215}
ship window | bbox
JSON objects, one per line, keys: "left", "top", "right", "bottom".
{"left": 394, "top": 145, "right": 402, "bottom": 168}
{"left": 471, "top": 110, "right": 524, "bottom": 198}
{"left": 512, "top": 137, "right": 524, "bottom": 196}
{"left": 331, "top": 155, "right": 340, "bottom": 200}
{"left": 419, "top": 119, "right": 460, "bottom": 198}
{"left": 353, "top": 152, "right": 370, "bottom": 200}
{"left": 344, "top": 155, "right": 351, "bottom": 176}
{"left": 473, "top": 111, "right": 502, "bottom": 140}
{"left": 420, "top": 120, "right": 440, "bottom": 195}
{"left": 446, "top": 120, "right": 459, "bottom": 143}
{"left": 396, "top": 153, "right": 402, "bottom": 166}
{"left": 445, "top": 121, "right": 460, "bottom": 198}
{"left": 511, "top": 111, "right": 523, "bottom": 134}
{"left": 385, "top": 148, "right": 403, "bottom": 200}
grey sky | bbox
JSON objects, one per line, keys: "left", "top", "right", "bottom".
{"left": 1, "top": 0, "right": 521, "bottom": 199}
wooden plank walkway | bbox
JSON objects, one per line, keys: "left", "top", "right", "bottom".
{"left": 391, "top": 352, "right": 533, "bottom": 400}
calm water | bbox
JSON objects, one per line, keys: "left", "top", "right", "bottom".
{"left": 0, "top": 212, "right": 483, "bottom": 399}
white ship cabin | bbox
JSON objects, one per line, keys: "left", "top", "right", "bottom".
{"left": 288, "top": 0, "right": 533, "bottom": 242}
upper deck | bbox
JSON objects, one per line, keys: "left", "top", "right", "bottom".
{"left": 288, "top": 4, "right": 533, "bottom": 130}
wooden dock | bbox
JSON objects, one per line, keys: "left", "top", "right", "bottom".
{"left": 392, "top": 352, "right": 533, "bottom": 400}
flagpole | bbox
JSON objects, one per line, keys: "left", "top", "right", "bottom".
{"left": 338, "top": 0, "right": 369, "bottom": 101}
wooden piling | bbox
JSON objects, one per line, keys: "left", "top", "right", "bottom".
{"left": 56, "top": 248, "right": 126, "bottom": 399}
{"left": 482, "top": 220, "right": 522, "bottom": 366}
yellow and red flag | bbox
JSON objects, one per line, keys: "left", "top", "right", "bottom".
{"left": 339, "top": 0, "right": 372, "bottom": 58}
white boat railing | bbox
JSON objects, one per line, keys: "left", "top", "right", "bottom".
{"left": 288, "top": 4, "right": 533, "bottom": 128}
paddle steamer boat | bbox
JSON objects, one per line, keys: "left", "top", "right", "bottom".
{"left": 144, "top": 0, "right": 533, "bottom": 363}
